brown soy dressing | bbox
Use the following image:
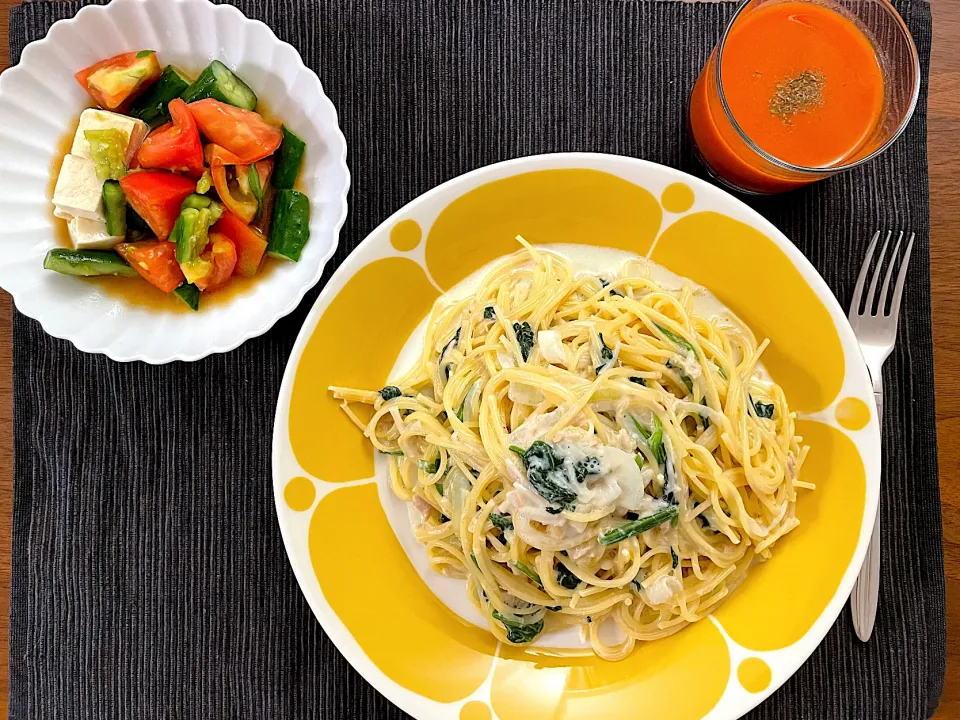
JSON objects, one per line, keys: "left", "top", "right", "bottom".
{"left": 48, "top": 94, "right": 287, "bottom": 312}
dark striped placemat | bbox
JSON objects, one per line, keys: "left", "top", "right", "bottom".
{"left": 8, "top": 1, "right": 943, "bottom": 718}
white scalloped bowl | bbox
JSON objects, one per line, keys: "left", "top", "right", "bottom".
{"left": 0, "top": 0, "right": 349, "bottom": 363}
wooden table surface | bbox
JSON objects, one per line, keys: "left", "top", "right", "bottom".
{"left": 0, "top": 0, "right": 957, "bottom": 718}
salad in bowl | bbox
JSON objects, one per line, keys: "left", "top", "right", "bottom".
{"left": 49, "top": 50, "right": 310, "bottom": 311}
{"left": 0, "top": 0, "right": 349, "bottom": 362}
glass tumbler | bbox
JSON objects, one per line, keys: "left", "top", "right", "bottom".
{"left": 689, "top": 0, "right": 919, "bottom": 194}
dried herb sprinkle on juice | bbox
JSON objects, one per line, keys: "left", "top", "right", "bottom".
{"left": 719, "top": 1, "right": 884, "bottom": 168}
{"left": 769, "top": 69, "right": 826, "bottom": 124}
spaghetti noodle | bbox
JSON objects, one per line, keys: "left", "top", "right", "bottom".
{"left": 331, "top": 240, "right": 810, "bottom": 661}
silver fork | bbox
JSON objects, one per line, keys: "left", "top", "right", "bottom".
{"left": 848, "top": 229, "right": 915, "bottom": 642}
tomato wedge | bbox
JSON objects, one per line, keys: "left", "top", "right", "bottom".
{"left": 119, "top": 171, "right": 197, "bottom": 240}
{"left": 213, "top": 210, "right": 268, "bottom": 277}
{"left": 211, "top": 160, "right": 271, "bottom": 224}
{"left": 75, "top": 51, "right": 162, "bottom": 110}
{"left": 194, "top": 232, "right": 237, "bottom": 292}
{"left": 116, "top": 241, "right": 184, "bottom": 293}
{"left": 204, "top": 143, "right": 246, "bottom": 166}
{"left": 186, "top": 99, "right": 282, "bottom": 163}
{"left": 135, "top": 99, "right": 204, "bottom": 177}
{"left": 211, "top": 165, "right": 256, "bottom": 223}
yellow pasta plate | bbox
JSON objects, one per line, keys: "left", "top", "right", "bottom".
{"left": 272, "top": 153, "right": 880, "bottom": 720}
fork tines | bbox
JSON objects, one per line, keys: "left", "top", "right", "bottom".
{"left": 849, "top": 230, "right": 916, "bottom": 325}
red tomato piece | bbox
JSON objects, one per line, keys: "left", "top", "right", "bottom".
{"left": 116, "top": 241, "right": 184, "bottom": 293}
{"left": 135, "top": 99, "right": 204, "bottom": 177}
{"left": 75, "top": 51, "right": 162, "bottom": 110}
{"left": 203, "top": 143, "right": 246, "bottom": 166}
{"left": 119, "top": 171, "right": 197, "bottom": 240}
{"left": 211, "top": 164, "right": 257, "bottom": 224}
{"left": 194, "top": 232, "right": 237, "bottom": 292}
{"left": 186, "top": 99, "right": 282, "bottom": 163}
{"left": 213, "top": 210, "right": 268, "bottom": 277}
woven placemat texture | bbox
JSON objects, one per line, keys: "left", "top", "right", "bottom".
{"left": 8, "top": 0, "right": 943, "bottom": 718}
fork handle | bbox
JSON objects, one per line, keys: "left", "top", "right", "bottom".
{"left": 851, "top": 388, "right": 882, "bottom": 641}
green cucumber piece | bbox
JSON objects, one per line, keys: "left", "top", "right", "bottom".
{"left": 272, "top": 126, "right": 306, "bottom": 189}
{"left": 173, "top": 283, "right": 201, "bottom": 311}
{"left": 102, "top": 180, "right": 127, "bottom": 237}
{"left": 267, "top": 190, "right": 310, "bottom": 262}
{"left": 43, "top": 249, "right": 138, "bottom": 277}
{"left": 128, "top": 65, "right": 192, "bottom": 128}
{"left": 181, "top": 193, "right": 215, "bottom": 211}
{"left": 171, "top": 204, "right": 223, "bottom": 283}
{"left": 181, "top": 60, "right": 257, "bottom": 110}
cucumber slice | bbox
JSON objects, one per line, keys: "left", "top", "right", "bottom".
{"left": 272, "top": 126, "right": 306, "bottom": 190}
{"left": 128, "top": 65, "right": 192, "bottom": 128}
{"left": 181, "top": 60, "right": 257, "bottom": 111}
{"left": 173, "top": 283, "right": 201, "bottom": 311}
{"left": 102, "top": 180, "right": 127, "bottom": 237}
{"left": 267, "top": 190, "right": 310, "bottom": 262}
{"left": 43, "top": 249, "right": 138, "bottom": 277}
{"left": 181, "top": 193, "right": 215, "bottom": 211}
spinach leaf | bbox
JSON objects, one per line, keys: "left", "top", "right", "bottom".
{"left": 435, "top": 482, "right": 444, "bottom": 496}
{"left": 516, "top": 441, "right": 578, "bottom": 510}
{"left": 545, "top": 506, "right": 563, "bottom": 515}
{"left": 439, "top": 328, "right": 461, "bottom": 379}
{"left": 379, "top": 449, "right": 405, "bottom": 456}
{"left": 665, "top": 360, "right": 693, "bottom": 393}
{"left": 753, "top": 399, "right": 775, "bottom": 419}
{"left": 513, "top": 561, "right": 542, "bottom": 586}
{"left": 419, "top": 458, "right": 440, "bottom": 474}
{"left": 483, "top": 306, "right": 495, "bottom": 320}
{"left": 598, "top": 506, "right": 679, "bottom": 545}
{"left": 595, "top": 333, "right": 615, "bottom": 374}
{"left": 700, "top": 397, "right": 711, "bottom": 429}
{"left": 630, "top": 414, "right": 666, "bottom": 466}
{"left": 489, "top": 512, "right": 513, "bottom": 531}
{"left": 572, "top": 456, "right": 601, "bottom": 483}
{"left": 629, "top": 376, "right": 647, "bottom": 386}
{"left": 509, "top": 445, "right": 526, "bottom": 457}
{"left": 492, "top": 610, "right": 544, "bottom": 644}
{"left": 716, "top": 364, "right": 728, "bottom": 380}
{"left": 671, "top": 547, "right": 679, "bottom": 569}
{"left": 656, "top": 323, "right": 697, "bottom": 356}
{"left": 556, "top": 562, "right": 580, "bottom": 589}
{"left": 598, "top": 277, "right": 623, "bottom": 297}
{"left": 634, "top": 454, "right": 644, "bottom": 470}
{"left": 513, "top": 321, "right": 535, "bottom": 362}
{"left": 456, "top": 400, "right": 466, "bottom": 422}
{"left": 379, "top": 385, "right": 402, "bottom": 401}
{"left": 470, "top": 553, "right": 479, "bottom": 568}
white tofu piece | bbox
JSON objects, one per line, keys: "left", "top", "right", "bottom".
{"left": 67, "top": 216, "right": 123, "bottom": 250}
{"left": 52, "top": 154, "right": 103, "bottom": 221}
{"left": 71, "top": 108, "right": 149, "bottom": 166}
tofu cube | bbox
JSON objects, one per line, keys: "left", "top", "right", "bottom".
{"left": 53, "top": 154, "right": 103, "bottom": 221}
{"left": 71, "top": 108, "right": 149, "bottom": 166}
{"left": 67, "top": 217, "right": 123, "bottom": 250}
